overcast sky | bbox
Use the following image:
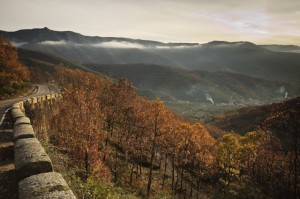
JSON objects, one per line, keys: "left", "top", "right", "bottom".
{"left": 1, "top": 0, "right": 300, "bottom": 45}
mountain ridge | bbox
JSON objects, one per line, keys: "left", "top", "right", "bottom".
{"left": 0, "top": 27, "right": 199, "bottom": 47}
{"left": 4, "top": 28, "right": 300, "bottom": 49}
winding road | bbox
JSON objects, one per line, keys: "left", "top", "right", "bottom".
{"left": 0, "top": 85, "right": 57, "bottom": 126}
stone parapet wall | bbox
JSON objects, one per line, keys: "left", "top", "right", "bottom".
{"left": 11, "top": 93, "right": 76, "bottom": 199}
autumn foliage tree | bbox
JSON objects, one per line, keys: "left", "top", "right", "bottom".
{"left": 217, "top": 133, "right": 240, "bottom": 189}
{"left": 216, "top": 130, "right": 297, "bottom": 198}
{"left": 0, "top": 36, "right": 30, "bottom": 98}
{"left": 51, "top": 69, "right": 112, "bottom": 181}
{"left": 46, "top": 68, "right": 218, "bottom": 197}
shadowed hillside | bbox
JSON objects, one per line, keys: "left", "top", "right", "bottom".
{"left": 208, "top": 96, "right": 300, "bottom": 137}
{"left": 85, "top": 63, "right": 300, "bottom": 103}
{"left": 260, "top": 44, "right": 300, "bottom": 53}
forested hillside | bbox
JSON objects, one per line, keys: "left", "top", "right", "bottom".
{"left": 209, "top": 97, "right": 300, "bottom": 136}
{"left": 29, "top": 67, "right": 299, "bottom": 198}
{"left": 0, "top": 36, "right": 30, "bottom": 99}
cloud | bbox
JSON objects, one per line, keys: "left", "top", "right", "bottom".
{"left": 12, "top": 42, "right": 27, "bottom": 47}
{"left": 35, "top": 40, "right": 198, "bottom": 49}
{"left": 38, "top": 40, "right": 68, "bottom": 45}
{"left": 36, "top": 40, "right": 146, "bottom": 48}
{"left": 38, "top": 40, "right": 145, "bottom": 48}
{"left": 91, "top": 42, "right": 196, "bottom": 49}
{"left": 91, "top": 41, "right": 145, "bottom": 49}
{"left": 155, "top": 45, "right": 198, "bottom": 49}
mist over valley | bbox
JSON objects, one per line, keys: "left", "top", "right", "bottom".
{"left": 1, "top": 28, "right": 299, "bottom": 118}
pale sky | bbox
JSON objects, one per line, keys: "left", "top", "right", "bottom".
{"left": 1, "top": 0, "right": 300, "bottom": 45}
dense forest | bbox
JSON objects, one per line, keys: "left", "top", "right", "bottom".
{"left": 1, "top": 36, "right": 299, "bottom": 198}
{"left": 30, "top": 68, "right": 299, "bottom": 198}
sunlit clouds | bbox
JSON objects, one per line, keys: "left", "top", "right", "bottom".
{"left": 0, "top": 0, "right": 299, "bottom": 45}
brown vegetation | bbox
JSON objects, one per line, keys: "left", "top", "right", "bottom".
{"left": 0, "top": 36, "right": 30, "bottom": 99}
{"left": 30, "top": 67, "right": 299, "bottom": 198}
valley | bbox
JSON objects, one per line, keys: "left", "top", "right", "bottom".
{"left": 1, "top": 28, "right": 299, "bottom": 120}
{"left": 1, "top": 27, "right": 299, "bottom": 198}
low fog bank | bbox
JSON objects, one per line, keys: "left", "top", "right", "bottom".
{"left": 13, "top": 40, "right": 200, "bottom": 49}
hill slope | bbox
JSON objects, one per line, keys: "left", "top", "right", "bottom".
{"left": 260, "top": 44, "right": 300, "bottom": 53}
{"left": 85, "top": 63, "right": 300, "bottom": 103}
{"left": 208, "top": 97, "right": 300, "bottom": 137}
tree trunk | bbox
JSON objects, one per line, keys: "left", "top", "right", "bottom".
{"left": 114, "top": 152, "right": 118, "bottom": 183}
{"left": 136, "top": 161, "right": 139, "bottom": 179}
{"left": 84, "top": 150, "right": 89, "bottom": 180}
{"left": 159, "top": 153, "right": 163, "bottom": 170}
{"left": 293, "top": 138, "right": 298, "bottom": 199}
{"left": 140, "top": 156, "right": 142, "bottom": 176}
{"left": 147, "top": 107, "right": 159, "bottom": 197}
{"left": 196, "top": 177, "right": 200, "bottom": 199}
{"left": 172, "top": 155, "right": 175, "bottom": 197}
{"left": 190, "top": 182, "right": 193, "bottom": 199}
{"left": 175, "top": 167, "right": 180, "bottom": 197}
{"left": 162, "top": 154, "right": 168, "bottom": 188}
{"left": 180, "top": 168, "right": 183, "bottom": 190}
{"left": 130, "top": 162, "right": 134, "bottom": 184}
{"left": 147, "top": 138, "right": 156, "bottom": 197}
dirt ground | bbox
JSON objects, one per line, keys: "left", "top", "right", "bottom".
{"left": 0, "top": 112, "right": 18, "bottom": 199}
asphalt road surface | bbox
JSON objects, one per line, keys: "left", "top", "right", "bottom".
{"left": 0, "top": 85, "right": 56, "bottom": 126}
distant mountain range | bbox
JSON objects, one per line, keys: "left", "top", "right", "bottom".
{"left": 1, "top": 28, "right": 300, "bottom": 104}
{"left": 260, "top": 44, "right": 300, "bottom": 53}
{"left": 0, "top": 27, "right": 198, "bottom": 47}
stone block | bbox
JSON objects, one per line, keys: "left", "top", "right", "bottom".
{"left": 14, "top": 124, "right": 35, "bottom": 141}
{"left": 31, "top": 97, "right": 37, "bottom": 104}
{"left": 14, "top": 138, "right": 53, "bottom": 181}
{"left": 11, "top": 103, "right": 21, "bottom": 109}
{"left": 19, "top": 172, "right": 76, "bottom": 199}
{"left": 11, "top": 108, "right": 25, "bottom": 121}
{"left": 14, "top": 116, "right": 31, "bottom": 126}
